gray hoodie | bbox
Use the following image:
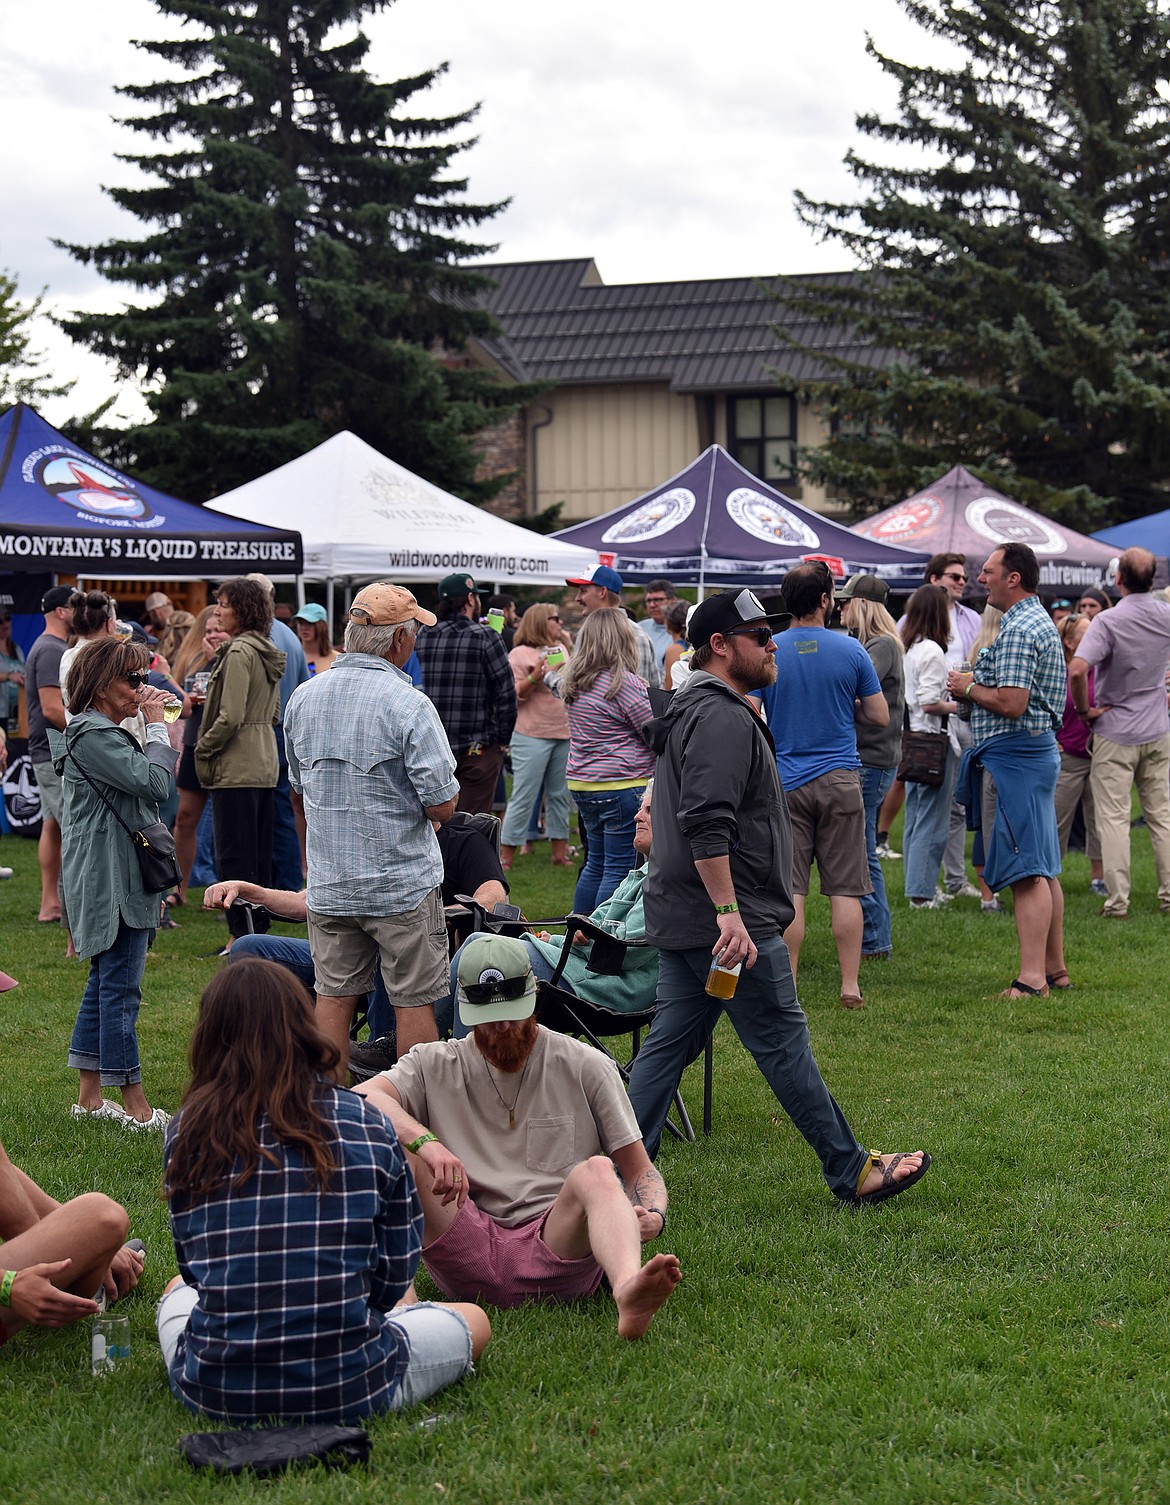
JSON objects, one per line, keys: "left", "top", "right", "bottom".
{"left": 641, "top": 670, "right": 795, "bottom": 951}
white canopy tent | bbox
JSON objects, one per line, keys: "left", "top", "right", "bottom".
{"left": 205, "top": 431, "right": 599, "bottom": 613}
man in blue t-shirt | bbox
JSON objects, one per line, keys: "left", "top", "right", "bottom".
{"left": 755, "top": 562, "right": 888, "bottom": 1009}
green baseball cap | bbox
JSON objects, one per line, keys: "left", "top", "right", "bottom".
{"left": 457, "top": 934, "right": 536, "bottom": 1026}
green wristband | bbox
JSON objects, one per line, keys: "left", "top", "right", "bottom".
{"left": 405, "top": 1132, "right": 438, "bottom": 1155}
{"left": 965, "top": 681, "right": 976, "bottom": 700}
{"left": 0, "top": 1269, "right": 16, "bottom": 1307}
{"left": 714, "top": 903, "right": 739, "bottom": 915}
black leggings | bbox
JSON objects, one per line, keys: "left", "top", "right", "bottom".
{"left": 211, "top": 786, "right": 274, "bottom": 887}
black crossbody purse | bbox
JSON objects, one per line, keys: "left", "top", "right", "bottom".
{"left": 67, "top": 747, "right": 182, "bottom": 894}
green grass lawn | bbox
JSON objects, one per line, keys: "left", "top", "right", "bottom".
{"left": 2, "top": 820, "right": 1169, "bottom": 1505}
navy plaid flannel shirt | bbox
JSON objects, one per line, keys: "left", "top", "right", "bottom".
{"left": 414, "top": 616, "right": 517, "bottom": 753}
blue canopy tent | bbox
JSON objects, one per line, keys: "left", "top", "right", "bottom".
{"left": 551, "top": 445, "right": 929, "bottom": 589}
{"left": 0, "top": 403, "right": 302, "bottom": 580}
{"left": 1092, "top": 510, "right": 1170, "bottom": 554}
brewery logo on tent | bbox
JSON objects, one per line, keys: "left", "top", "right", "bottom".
{"left": 726, "top": 488, "right": 820, "bottom": 548}
{"left": 33, "top": 450, "right": 155, "bottom": 524}
{"left": 966, "top": 497, "right": 1067, "bottom": 555}
{"left": 856, "top": 496, "right": 943, "bottom": 543}
{"left": 602, "top": 489, "right": 695, "bottom": 545}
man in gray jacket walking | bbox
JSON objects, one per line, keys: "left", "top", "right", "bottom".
{"left": 626, "top": 588, "right": 930, "bottom": 1206}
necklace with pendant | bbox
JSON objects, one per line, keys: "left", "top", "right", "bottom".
{"left": 483, "top": 1056, "right": 531, "bottom": 1129}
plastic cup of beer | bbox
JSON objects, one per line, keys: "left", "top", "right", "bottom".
{"left": 705, "top": 955, "right": 742, "bottom": 999}
{"left": 161, "top": 695, "right": 183, "bottom": 724}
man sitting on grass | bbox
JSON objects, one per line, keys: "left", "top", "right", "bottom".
{"left": 357, "top": 934, "right": 681, "bottom": 1340}
{"left": 0, "top": 1132, "right": 144, "bottom": 1343}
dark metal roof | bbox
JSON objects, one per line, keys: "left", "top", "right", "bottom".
{"left": 465, "top": 258, "right": 890, "bottom": 390}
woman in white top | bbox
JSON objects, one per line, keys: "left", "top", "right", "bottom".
{"left": 900, "top": 585, "right": 961, "bottom": 907}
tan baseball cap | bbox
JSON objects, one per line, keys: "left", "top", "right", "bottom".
{"left": 348, "top": 582, "right": 436, "bottom": 627}
{"left": 144, "top": 591, "right": 171, "bottom": 611}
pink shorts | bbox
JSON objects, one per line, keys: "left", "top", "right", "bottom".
{"left": 423, "top": 1197, "right": 604, "bottom": 1308}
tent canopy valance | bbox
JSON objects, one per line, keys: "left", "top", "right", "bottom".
{"left": 205, "top": 430, "right": 600, "bottom": 586}
{"left": 0, "top": 403, "right": 303, "bottom": 578}
{"left": 550, "top": 445, "right": 930, "bottom": 588}
{"left": 850, "top": 466, "right": 1117, "bottom": 595}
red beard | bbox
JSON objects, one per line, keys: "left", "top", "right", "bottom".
{"left": 474, "top": 1017, "right": 538, "bottom": 1072}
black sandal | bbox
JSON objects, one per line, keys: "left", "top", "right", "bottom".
{"left": 999, "top": 978, "right": 1047, "bottom": 998}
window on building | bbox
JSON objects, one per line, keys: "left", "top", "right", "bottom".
{"left": 728, "top": 394, "right": 797, "bottom": 483}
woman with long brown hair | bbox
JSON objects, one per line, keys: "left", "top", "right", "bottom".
{"left": 500, "top": 602, "right": 572, "bottom": 868}
{"left": 900, "top": 584, "right": 961, "bottom": 908}
{"left": 157, "top": 959, "right": 489, "bottom": 1423}
{"left": 169, "top": 606, "right": 227, "bottom": 905}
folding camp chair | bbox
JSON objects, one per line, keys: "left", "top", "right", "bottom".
{"left": 533, "top": 913, "right": 713, "bottom": 1143}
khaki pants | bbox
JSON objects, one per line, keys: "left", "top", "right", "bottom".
{"left": 1088, "top": 733, "right": 1170, "bottom": 915}
{"left": 1054, "top": 751, "right": 1100, "bottom": 861}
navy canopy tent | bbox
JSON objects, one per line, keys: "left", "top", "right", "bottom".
{"left": 0, "top": 403, "right": 302, "bottom": 578}
{"left": 551, "top": 445, "right": 929, "bottom": 588}
{"left": 851, "top": 466, "right": 1116, "bottom": 595}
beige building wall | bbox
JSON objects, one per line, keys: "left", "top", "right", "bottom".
{"left": 526, "top": 382, "right": 846, "bottom": 524}
{"left": 530, "top": 384, "right": 700, "bottom": 522}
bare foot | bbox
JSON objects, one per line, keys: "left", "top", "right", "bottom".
{"left": 613, "top": 1253, "right": 682, "bottom": 1340}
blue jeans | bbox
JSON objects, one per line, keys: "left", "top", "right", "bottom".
{"left": 68, "top": 920, "right": 151, "bottom": 1086}
{"left": 903, "top": 747, "right": 959, "bottom": 901}
{"left": 859, "top": 765, "right": 896, "bottom": 955}
{"left": 570, "top": 785, "right": 646, "bottom": 913}
{"left": 501, "top": 735, "right": 570, "bottom": 846}
{"left": 625, "top": 935, "right": 868, "bottom": 1197}
{"left": 229, "top": 934, "right": 391, "bottom": 1038}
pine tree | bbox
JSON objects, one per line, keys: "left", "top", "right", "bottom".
{"left": 57, "top": 0, "right": 521, "bottom": 502}
{"left": 0, "top": 272, "right": 73, "bottom": 409}
{"left": 778, "top": 0, "right": 1170, "bottom": 529}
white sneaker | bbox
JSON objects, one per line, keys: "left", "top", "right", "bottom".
{"left": 1089, "top": 879, "right": 1106, "bottom": 896}
{"left": 909, "top": 897, "right": 946, "bottom": 910}
{"left": 981, "top": 898, "right": 1005, "bottom": 913}
{"left": 932, "top": 887, "right": 955, "bottom": 904}
{"left": 875, "top": 842, "right": 902, "bottom": 860}
{"left": 947, "top": 882, "right": 981, "bottom": 899}
{"left": 123, "top": 1107, "right": 172, "bottom": 1132}
{"left": 71, "top": 1100, "right": 127, "bottom": 1122}
{"left": 0, "top": 865, "right": 13, "bottom": 879}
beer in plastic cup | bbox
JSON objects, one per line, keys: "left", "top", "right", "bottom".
{"left": 705, "top": 956, "right": 742, "bottom": 999}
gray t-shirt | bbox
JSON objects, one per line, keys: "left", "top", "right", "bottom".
{"left": 23, "top": 631, "right": 67, "bottom": 764}
{"left": 385, "top": 1027, "right": 641, "bottom": 1226}
{"left": 855, "top": 633, "right": 905, "bottom": 770}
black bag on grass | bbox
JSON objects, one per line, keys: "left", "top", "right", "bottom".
{"left": 180, "top": 1424, "right": 371, "bottom": 1476}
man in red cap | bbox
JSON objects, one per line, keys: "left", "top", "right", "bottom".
{"left": 565, "top": 565, "right": 661, "bottom": 688}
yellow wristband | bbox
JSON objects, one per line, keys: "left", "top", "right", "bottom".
{"left": 405, "top": 1132, "right": 437, "bottom": 1155}
{"left": 965, "top": 681, "right": 976, "bottom": 700}
{"left": 0, "top": 1269, "right": 16, "bottom": 1307}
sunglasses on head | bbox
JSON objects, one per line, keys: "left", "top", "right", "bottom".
{"left": 125, "top": 671, "right": 149, "bottom": 688}
{"left": 462, "top": 974, "right": 532, "bottom": 1007}
{"left": 724, "top": 625, "right": 774, "bottom": 646}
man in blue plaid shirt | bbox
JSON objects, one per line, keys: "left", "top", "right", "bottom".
{"left": 414, "top": 574, "right": 517, "bottom": 815}
{"left": 948, "top": 543, "right": 1069, "bottom": 1000}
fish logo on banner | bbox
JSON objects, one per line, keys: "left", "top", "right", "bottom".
{"left": 602, "top": 489, "right": 695, "bottom": 545}
{"left": 726, "top": 488, "right": 820, "bottom": 548}
{"left": 966, "top": 497, "right": 1067, "bottom": 555}
{"left": 33, "top": 451, "right": 155, "bottom": 523}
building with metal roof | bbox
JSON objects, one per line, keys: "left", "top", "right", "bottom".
{"left": 461, "top": 258, "right": 889, "bottom": 523}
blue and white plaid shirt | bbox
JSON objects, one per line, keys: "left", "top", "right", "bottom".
{"left": 164, "top": 1086, "right": 423, "bottom": 1423}
{"left": 285, "top": 654, "right": 458, "bottom": 916}
{"left": 971, "top": 594, "right": 1065, "bottom": 740}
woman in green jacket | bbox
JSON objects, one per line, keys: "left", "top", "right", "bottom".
{"left": 195, "top": 578, "right": 285, "bottom": 887}
{"left": 51, "top": 635, "right": 178, "bottom": 1129}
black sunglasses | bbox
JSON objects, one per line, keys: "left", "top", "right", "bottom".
{"left": 462, "top": 974, "right": 532, "bottom": 1007}
{"left": 125, "top": 671, "right": 150, "bottom": 689}
{"left": 724, "top": 626, "right": 774, "bottom": 647}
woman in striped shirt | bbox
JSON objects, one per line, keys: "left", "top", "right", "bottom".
{"left": 560, "top": 608, "right": 655, "bottom": 911}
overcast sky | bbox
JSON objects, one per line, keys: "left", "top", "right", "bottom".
{"left": 1, "top": 0, "right": 947, "bottom": 425}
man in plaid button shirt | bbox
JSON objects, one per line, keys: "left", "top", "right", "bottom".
{"left": 948, "top": 543, "right": 1068, "bottom": 999}
{"left": 414, "top": 574, "right": 517, "bottom": 815}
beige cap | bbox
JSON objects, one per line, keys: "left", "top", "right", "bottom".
{"left": 144, "top": 591, "right": 171, "bottom": 611}
{"left": 348, "top": 583, "right": 436, "bottom": 628}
